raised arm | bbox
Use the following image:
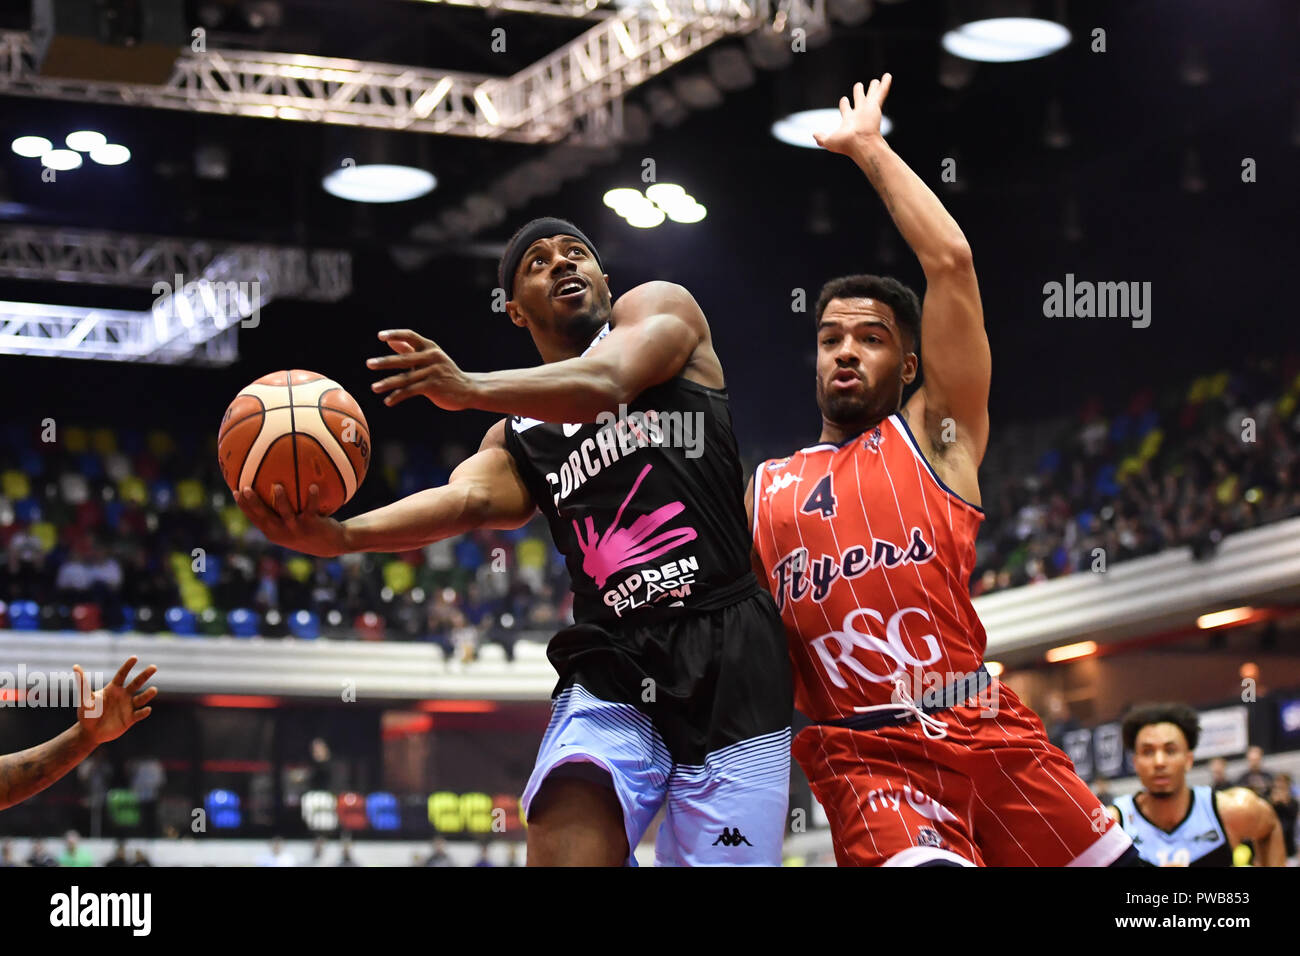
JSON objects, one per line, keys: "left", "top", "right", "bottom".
{"left": 366, "top": 281, "right": 719, "bottom": 423}
{"left": 1218, "top": 787, "right": 1287, "bottom": 867}
{"left": 817, "top": 76, "right": 991, "bottom": 472}
{"left": 0, "top": 657, "right": 156, "bottom": 812}
{"left": 236, "top": 419, "right": 536, "bottom": 556}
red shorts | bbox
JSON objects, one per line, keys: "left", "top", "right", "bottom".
{"left": 792, "top": 682, "right": 1132, "bottom": 866}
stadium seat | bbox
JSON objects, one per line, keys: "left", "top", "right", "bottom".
{"left": 227, "top": 608, "right": 259, "bottom": 638}
{"left": 0, "top": 601, "right": 7, "bottom": 629}
{"left": 63, "top": 426, "right": 89, "bottom": 454}
{"left": 355, "top": 612, "right": 385, "bottom": 641}
{"left": 150, "top": 480, "right": 175, "bottom": 510}
{"left": 176, "top": 479, "right": 205, "bottom": 511}
{"left": 72, "top": 603, "right": 102, "bottom": 632}
{"left": 117, "top": 476, "right": 148, "bottom": 506}
{"left": 60, "top": 471, "right": 91, "bottom": 505}
{"left": 18, "top": 449, "right": 43, "bottom": 478}
{"left": 113, "top": 606, "right": 136, "bottom": 633}
{"left": 337, "top": 792, "right": 368, "bottom": 831}
{"left": 366, "top": 792, "right": 400, "bottom": 832}
{"left": 147, "top": 430, "right": 175, "bottom": 459}
{"left": 285, "top": 556, "right": 313, "bottom": 583}
{"left": 106, "top": 789, "right": 141, "bottom": 829}
{"left": 288, "top": 610, "right": 320, "bottom": 640}
{"left": 91, "top": 427, "right": 117, "bottom": 457}
{"left": 9, "top": 600, "right": 39, "bottom": 630}
{"left": 205, "top": 789, "right": 242, "bottom": 830}
{"left": 104, "top": 452, "right": 131, "bottom": 484}
{"left": 261, "top": 609, "right": 289, "bottom": 638}
{"left": 301, "top": 791, "right": 338, "bottom": 831}
{"left": 39, "top": 603, "right": 71, "bottom": 631}
{"left": 133, "top": 606, "right": 164, "bottom": 634}
{"left": 165, "top": 606, "right": 198, "bottom": 636}
{"left": 14, "top": 499, "right": 42, "bottom": 524}
{"left": 198, "top": 607, "right": 225, "bottom": 636}
{"left": 382, "top": 559, "right": 414, "bottom": 594}
{"left": 196, "top": 552, "right": 222, "bottom": 586}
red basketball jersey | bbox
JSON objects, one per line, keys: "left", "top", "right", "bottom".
{"left": 752, "top": 412, "right": 987, "bottom": 723}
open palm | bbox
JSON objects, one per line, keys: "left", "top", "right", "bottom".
{"left": 813, "top": 74, "right": 893, "bottom": 156}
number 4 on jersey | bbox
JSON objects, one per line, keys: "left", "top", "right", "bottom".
{"left": 801, "top": 474, "right": 837, "bottom": 519}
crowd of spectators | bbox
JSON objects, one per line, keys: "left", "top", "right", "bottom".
{"left": 2, "top": 355, "right": 1298, "bottom": 641}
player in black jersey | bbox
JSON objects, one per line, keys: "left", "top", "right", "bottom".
{"left": 236, "top": 217, "right": 792, "bottom": 867}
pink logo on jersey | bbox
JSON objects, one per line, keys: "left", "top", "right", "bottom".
{"left": 572, "top": 463, "right": 698, "bottom": 588}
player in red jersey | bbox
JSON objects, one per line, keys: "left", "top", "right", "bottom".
{"left": 748, "top": 75, "right": 1142, "bottom": 866}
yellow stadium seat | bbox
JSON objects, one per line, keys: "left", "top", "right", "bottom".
{"left": 147, "top": 430, "right": 175, "bottom": 459}
{"left": 1207, "top": 371, "right": 1229, "bottom": 399}
{"left": 1117, "top": 455, "right": 1143, "bottom": 481}
{"left": 2, "top": 470, "right": 30, "bottom": 500}
{"left": 177, "top": 479, "right": 205, "bottom": 511}
{"left": 91, "top": 428, "right": 117, "bottom": 456}
{"left": 1139, "top": 428, "right": 1163, "bottom": 461}
{"left": 1215, "top": 476, "right": 1238, "bottom": 506}
{"left": 1279, "top": 394, "right": 1297, "bottom": 420}
{"left": 1187, "top": 376, "right": 1209, "bottom": 404}
{"left": 118, "top": 476, "right": 148, "bottom": 505}
{"left": 517, "top": 537, "right": 546, "bottom": 570}
{"left": 286, "top": 556, "right": 314, "bottom": 583}
{"left": 382, "top": 560, "right": 415, "bottom": 594}
{"left": 181, "top": 583, "right": 211, "bottom": 613}
{"left": 220, "top": 505, "right": 249, "bottom": 537}
{"left": 64, "top": 426, "right": 89, "bottom": 453}
{"left": 30, "top": 522, "right": 57, "bottom": 552}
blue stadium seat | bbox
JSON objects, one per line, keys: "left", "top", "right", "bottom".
{"left": 197, "top": 552, "right": 222, "bottom": 586}
{"left": 367, "top": 792, "right": 400, "bottom": 831}
{"left": 227, "top": 608, "right": 259, "bottom": 638}
{"left": 13, "top": 499, "right": 41, "bottom": 523}
{"left": 113, "top": 605, "right": 136, "bottom": 633}
{"left": 165, "top": 606, "right": 198, "bottom": 636}
{"left": 454, "top": 538, "right": 484, "bottom": 569}
{"left": 19, "top": 449, "right": 43, "bottom": 477}
{"left": 1094, "top": 464, "right": 1120, "bottom": 498}
{"left": 150, "top": 480, "right": 175, "bottom": 510}
{"left": 204, "top": 789, "right": 242, "bottom": 830}
{"left": 103, "top": 500, "right": 125, "bottom": 528}
{"left": 288, "top": 610, "right": 320, "bottom": 640}
{"left": 76, "top": 452, "right": 104, "bottom": 480}
{"left": 10, "top": 600, "right": 40, "bottom": 630}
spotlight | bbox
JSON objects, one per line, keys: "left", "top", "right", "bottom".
{"left": 772, "top": 108, "right": 892, "bottom": 148}
{"left": 41, "top": 149, "right": 83, "bottom": 171}
{"left": 11, "top": 136, "right": 51, "bottom": 158}
{"left": 65, "top": 130, "right": 107, "bottom": 152}
{"left": 322, "top": 164, "right": 436, "bottom": 203}
{"left": 942, "top": 17, "right": 1071, "bottom": 62}
{"left": 89, "top": 143, "right": 131, "bottom": 166}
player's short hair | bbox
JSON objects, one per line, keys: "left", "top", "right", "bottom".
{"left": 814, "top": 274, "right": 921, "bottom": 353}
{"left": 1121, "top": 703, "right": 1201, "bottom": 752}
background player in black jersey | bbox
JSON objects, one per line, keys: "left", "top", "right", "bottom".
{"left": 1106, "top": 703, "right": 1285, "bottom": 866}
{"left": 236, "top": 218, "right": 792, "bottom": 867}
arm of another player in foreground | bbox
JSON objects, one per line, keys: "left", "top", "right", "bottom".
{"left": 818, "top": 76, "right": 991, "bottom": 471}
{"left": 237, "top": 420, "right": 536, "bottom": 556}
{"left": 369, "top": 282, "right": 710, "bottom": 423}
{"left": 0, "top": 657, "right": 156, "bottom": 812}
{"left": 1219, "top": 787, "right": 1288, "bottom": 866}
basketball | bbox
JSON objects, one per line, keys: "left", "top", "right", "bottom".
{"left": 218, "top": 369, "right": 370, "bottom": 517}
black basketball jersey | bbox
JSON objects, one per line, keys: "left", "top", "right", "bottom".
{"left": 503, "top": 323, "right": 757, "bottom": 625}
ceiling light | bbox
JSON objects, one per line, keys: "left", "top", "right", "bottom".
{"left": 322, "top": 164, "right": 436, "bottom": 203}
{"left": 1044, "top": 640, "right": 1097, "bottom": 663}
{"left": 66, "top": 130, "right": 107, "bottom": 152}
{"left": 942, "top": 17, "right": 1071, "bottom": 62}
{"left": 624, "top": 204, "right": 666, "bottom": 228}
{"left": 984, "top": 661, "right": 1004, "bottom": 677}
{"left": 42, "top": 149, "right": 83, "bottom": 171}
{"left": 603, "top": 187, "right": 645, "bottom": 214}
{"left": 1196, "top": 606, "right": 1255, "bottom": 629}
{"left": 772, "top": 108, "right": 892, "bottom": 148}
{"left": 664, "top": 202, "right": 705, "bottom": 224}
{"left": 645, "top": 183, "right": 686, "bottom": 205}
{"left": 12, "top": 136, "right": 51, "bottom": 158}
{"left": 89, "top": 143, "right": 131, "bottom": 166}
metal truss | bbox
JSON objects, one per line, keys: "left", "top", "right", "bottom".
{"left": 0, "top": 228, "right": 351, "bottom": 365}
{"left": 0, "top": 0, "right": 824, "bottom": 143}
{"left": 0, "top": 226, "right": 351, "bottom": 301}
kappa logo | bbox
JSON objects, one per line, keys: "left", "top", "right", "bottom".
{"left": 712, "top": 827, "right": 753, "bottom": 847}
{"left": 863, "top": 426, "right": 885, "bottom": 453}
{"left": 1192, "top": 829, "right": 1220, "bottom": 843}
{"left": 764, "top": 472, "right": 801, "bottom": 497}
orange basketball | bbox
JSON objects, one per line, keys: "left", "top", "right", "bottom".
{"left": 218, "top": 369, "right": 370, "bottom": 517}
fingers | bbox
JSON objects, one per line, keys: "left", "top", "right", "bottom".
{"left": 131, "top": 706, "right": 152, "bottom": 724}
{"left": 854, "top": 80, "right": 867, "bottom": 108}
{"left": 372, "top": 370, "right": 416, "bottom": 394}
{"left": 367, "top": 348, "right": 439, "bottom": 371}
{"left": 383, "top": 384, "right": 423, "bottom": 407}
{"left": 839, "top": 95, "right": 851, "bottom": 120}
{"left": 377, "top": 329, "right": 431, "bottom": 352}
{"left": 133, "top": 686, "right": 159, "bottom": 708}
{"left": 237, "top": 487, "right": 279, "bottom": 525}
{"left": 878, "top": 71, "right": 893, "bottom": 103}
{"left": 271, "top": 483, "right": 299, "bottom": 523}
{"left": 126, "top": 664, "right": 158, "bottom": 694}
{"left": 111, "top": 655, "right": 138, "bottom": 687}
{"left": 305, "top": 483, "right": 322, "bottom": 517}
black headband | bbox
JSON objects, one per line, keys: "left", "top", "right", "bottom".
{"left": 498, "top": 217, "right": 603, "bottom": 298}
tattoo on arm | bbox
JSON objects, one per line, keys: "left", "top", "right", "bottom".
{"left": 0, "top": 725, "right": 94, "bottom": 812}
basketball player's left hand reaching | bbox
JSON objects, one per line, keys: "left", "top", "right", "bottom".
{"left": 367, "top": 329, "right": 475, "bottom": 411}
{"left": 813, "top": 73, "right": 892, "bottom": 157}
{"left": 76, "top": 656, "right": 158, "bottom": 746}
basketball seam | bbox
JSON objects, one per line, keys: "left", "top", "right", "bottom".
{"left": 220, "top": 405, "right": 369, "bottom": 437}
{"left": 288, "top": 373, "right": 301, "bottom": 511}
{"left": 318, "top": 388, "right": 368, "bottom": 449}
{"left": 295, "top": 431, "right": 349, "bottom": 499}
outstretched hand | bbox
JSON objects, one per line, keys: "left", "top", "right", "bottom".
{"left": 76, "top": 657, "right": 157, "bottom": 746}
{"left": 235, "top": 483, "right": 348, "bottom": 558}
{"left": 813, "top": 74, "right": 892, "bottom": 156}
{"left": 367, "top": 329, "right": 476, "bottom": 411}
